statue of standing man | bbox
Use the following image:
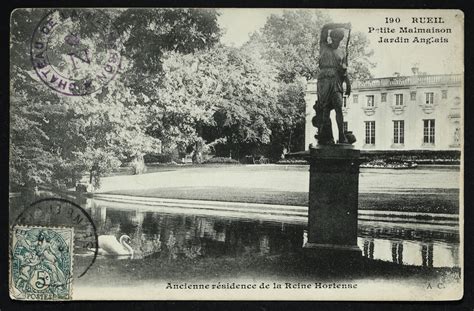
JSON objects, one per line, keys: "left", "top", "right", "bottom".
{"left": 313, "top": 23, "right": 354, "bottom": 145}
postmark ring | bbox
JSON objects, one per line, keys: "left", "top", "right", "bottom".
{"left": 30, "top": 9, "right": 122, "bottom": 96}
{"left": 13, "top": 197, "right": 99, "bottom": 278}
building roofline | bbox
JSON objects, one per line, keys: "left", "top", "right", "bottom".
{"left": 352, "top": 73, "right": 462, "bottom": 90}
{"left": 305, "top": 73, "right": 463, "bottom": 92}
{"left": 364, "top": 73, "right": 462, "bottom": 80}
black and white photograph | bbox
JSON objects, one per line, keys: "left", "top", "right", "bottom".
{"left": 8, "top": 8, "right": 463, "bottom": 300}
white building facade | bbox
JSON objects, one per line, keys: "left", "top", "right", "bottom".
{"left": 305, "top": 73, "right": 462, "bottom": 152}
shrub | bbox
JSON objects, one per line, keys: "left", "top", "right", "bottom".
{"left": 203, "top": 157, "right": 240, "bottom": 164}
{"left": 144, "top": 153, "right": 176, "bottom": 164}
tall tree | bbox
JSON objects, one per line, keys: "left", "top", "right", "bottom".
{"left": 152, "top": 45, "right": 279, "bottom": 161}
{"left": 115, "top": 8, "right": 222, "bottom": 161}
{"left": 244, "top": 10, "right": 375, "bottom": 82}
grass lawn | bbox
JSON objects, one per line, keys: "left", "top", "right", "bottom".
{"left": 106, "top": 186, "right": 459, "bottom": 214}
{"left": 100, "top": 164, "right": 460, "bottom": 214}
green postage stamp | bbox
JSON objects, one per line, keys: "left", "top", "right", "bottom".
{"left": 10, "top": 225, "right": 74, "bottom": 301}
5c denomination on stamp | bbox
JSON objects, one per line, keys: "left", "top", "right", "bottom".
{"left": 10, "top": 225, "right": 74, "bottom": 301}
{"left": 31, "top": 9, "right": 122, "bottom": 96}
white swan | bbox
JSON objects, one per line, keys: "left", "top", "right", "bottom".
{"left": 97, "top": 235, "right": 134, "bottom": 258}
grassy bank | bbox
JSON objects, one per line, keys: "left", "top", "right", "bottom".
{"left": 104, "top": 187, "right": 459, "bottom": 214}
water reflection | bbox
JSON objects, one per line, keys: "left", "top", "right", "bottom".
{"left": 391, "top": 242, "right": 403, "bottom": 265}
{"left": 357, "top": 237, "right": 460, "bottom": 268}
{"left": 357, "top": 225, "right": 459, "bottom": 268}
{"left": 422, "top": 244, "right": 433, "bottom": 267}
{"left": 86, "top": 202, "right": 303, "bottom": 261}
{"left": 362, "top": 240, "right": 374, "bottom": 259}
{"left": 83, "top": 199, "right": 460, "bottom": 268}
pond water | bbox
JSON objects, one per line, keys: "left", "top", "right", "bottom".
{"left": 78, "top": 198, "right": 460, "bottom": 268}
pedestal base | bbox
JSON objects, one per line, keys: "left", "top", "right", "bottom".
{"left": 305, "top": 144, "right": 362, "bottom": 261}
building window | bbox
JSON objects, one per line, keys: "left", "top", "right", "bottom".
{"left": 423, "top": 119, "right": 435, "bottom": 144}
{"left": 410, "top": 92, "right": 416, "bottom": 101}
{"left": 381, "top": 93, "right": 387, "bottom": 102}
{"left": 393, "top": 120, "right": 405, "bottom": 144}
{"left": 342, "top": 96, "right": 347, "bottom": 108}
{"left": 343, "top": 121, "right": 348, "bottom": 133}
{"left": 365, "top": 121, "right": 375, "bottom": 145}
{"left": 425, "top": 92, "right": 434, "bottom": 105}
{"left": 353, "top": 95, "right": 358, "bottom": 104}
{"left": 366, "top": 95, "right": 375, "bottom": 107}
{"left": 395, "top": 94, "right": 404, "bottom": 106}
{"left": 442, "top": 90, "right": 448, "bottom": 99}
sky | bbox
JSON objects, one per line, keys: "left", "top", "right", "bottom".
{"left": 217, "top": 9, "right": 464, "bottom": 78}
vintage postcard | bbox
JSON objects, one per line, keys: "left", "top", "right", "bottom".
{"left": 9, "top": 8, "right": 463, "bottom": 300}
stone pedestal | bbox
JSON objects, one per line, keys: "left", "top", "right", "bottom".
{"left": 304, "top": 144, "right": 362, "bottom": 260}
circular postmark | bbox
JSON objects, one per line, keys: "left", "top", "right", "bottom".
{"left": 30, "top": 9, "right": 122, "bottom": 96}
{"left": 13, "top": 198, "right": 98, "bottom": 278}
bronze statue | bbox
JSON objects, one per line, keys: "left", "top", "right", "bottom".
{"left": 313, "top": 23, "right": 354, "bottom": 145}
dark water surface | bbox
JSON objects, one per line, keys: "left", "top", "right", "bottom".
{"left": 9, "top": 195, "right": 460, "bottom": 271}
{"left": 84, "top": 199, "right": 460, "bottom": 268}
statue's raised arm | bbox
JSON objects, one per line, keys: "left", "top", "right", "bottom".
{"left": 319, "top": 23, "right": 351, "bottom": 50}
